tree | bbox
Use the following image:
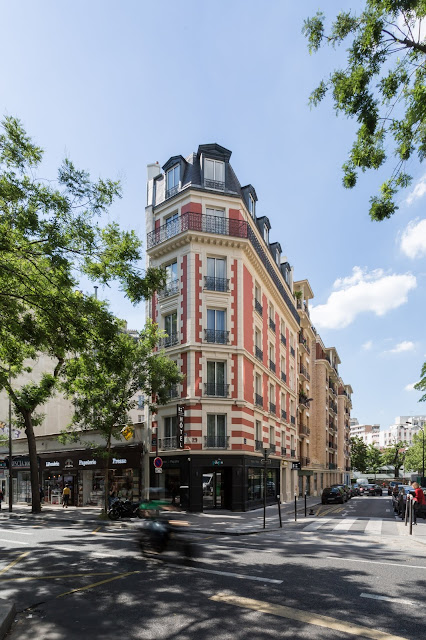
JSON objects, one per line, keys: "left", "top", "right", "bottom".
{"left": 303, "top": 2, "right": 426, "bottom": 221}
{"left": 59, "top": 320, "right": 182, "bottom": 513}
{"left": 366, "top": 443, "right": 383, "bottom": 478}
{"left": 404, "top": 431, "right": 425, "bottom": 473}
{"left": 0, "top": 116, "right": 166, "bottom": 513}
{"left": 382, "top": 440, "right": 408, "bottom": 478}
{"left": 350, "top": 436, "right": 368, "bottom": 473}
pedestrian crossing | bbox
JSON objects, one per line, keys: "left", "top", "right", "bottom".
{"left": 299, "top": 517, "right": 426, "bottom": 537}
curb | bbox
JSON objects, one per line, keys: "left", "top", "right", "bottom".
{"left": 0, "top": 601, "right": 15, "bottom": 640}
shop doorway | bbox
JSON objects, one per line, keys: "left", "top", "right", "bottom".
{"left": 202, "top": 470, "right": 226, "bottom": 509}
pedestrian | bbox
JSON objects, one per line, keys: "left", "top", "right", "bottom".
{"left": 0, "top": 488, "right": 3, "bottom": 510}
{"left": 39, "top": 486, "right": 44, "bottom": 504}
{"left": 62, "top": 484, "right": 71, "bottom": 508}
{"left": 411, "top": 482, "right": 426, "bottom": 524}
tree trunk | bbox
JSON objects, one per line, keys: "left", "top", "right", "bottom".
{"left": 24, "top": 411, "right": 41, "bottom": 514}
{"left": 104, "top": 437, "right": 111, "bottom": 514}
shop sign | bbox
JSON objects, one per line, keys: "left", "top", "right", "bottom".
{"left": 45, "top": 461, "right": 60, "bottom": 468}
{"left": 79, "top": 459, "right": 96, "bottom": 467}
{"left": 292, "top": 462, "right": 301, "bottom": 470}
{"left": 64, "top": 458, "right": 74, "bottom": 469}
{"left": 111, "top": 458, "right": 127, "bottom": 465}
{"left": 212, "top": 459, "right": 223, "bottom": 466}
{"left": 177, "top": 405, "right": 185, "bottom": 450}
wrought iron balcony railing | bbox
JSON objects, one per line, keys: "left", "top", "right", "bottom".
{"left": 204, "top": 276, "right": 230, "bottom": 292}
{"left": 159, "top": 333, "right": 179, "bottom": 348}
{"left": 281, "top": 371, "right": 286, "bottom": 383}
{"left": 281, "top": 447, "right": 287, "bottom": 456}
{"left": 269, "top": 318, "right": 276, "bottom": 332}
{"left": 291, "top": 415, "right": 296, "bottom": 425}
{"left": 255, "top": 346, "right": 263, "bottom": 361}
{"left": 255, "top": 299, "right": 263, "bottom": 316}
{"left": 204, "top": 383, "right": 229, "bottom": 397}
{"left": 255, "top": 393, "right": 263, "bottom": 408}
{"left": 204, "top": 329, "right": 229, "bottom": 344}
{"left": 269, "top": 360, "right": 276, "bottom": 374}
{"left": 299, "top": 364, "right": 310, "bottom": 381}
{"left": 255, "top": 440, "right": 263, "bottom": 451}
{"left": 281, "top": 409, "right": 287, "bottom": 421}
{"left": 280, "top": 333, "right": 286, "bottom": 346}
{"left": 167, "top": 385, "right": 179, "bottom": 400}
{"left": 328, "top": 462, "right": 337, "bottom": 470}
{"left": 290, "top": 346, "right": 295, "bottom": 358}
{"left": 290, "top": 449, "right": 296, "bottom": 457}
{"left": 204, "top": 435, "right": 229, "bottom": 449}
{"left": 269, "top": 402, "right": 276, "bottom": 415}
{"left": 159, "top": 436, "right": 178, "bottom": 450}
{"left": 204, "top": 178, "right": 225, "bottom": 190}
{"left": 299, "top": 424, "right": 310, "bottom": 436}
{"left": 158, "top": 280, "right": 179, "bottom": 298}
{"left": 165, "top": 185, "right": 179, "bottom": 200}
{"left": 147, "top": 212, "right": 300, "bottom": 325}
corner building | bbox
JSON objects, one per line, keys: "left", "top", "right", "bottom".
{"left": 146, "top": 144, "right": 352, "bottom": 511}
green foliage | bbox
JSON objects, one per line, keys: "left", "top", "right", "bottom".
{"left": 303, "top": 2, "right": 426, "bottom": 220}
{"left": 404, "top": 431, "right": 425, "bottom": 471}
{"left": 350, "top": 436, "right": 368, "bottom": 473}
{"left": 366, "top": 443, "right": 383, "bottom": 473}
{"left": 382, "top": 440, "right": 408, "bottom": 477}
{"left": 414, "top": 362, "right": 426, "bottom": 401}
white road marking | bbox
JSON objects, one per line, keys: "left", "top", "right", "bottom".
{"left": 303, "top": 518, "right": 332, "bottom": 531}
{"left": 0, "top": 538, "right": 30, "bottom": 545}
{"left": 164, "top": 562, "right": 283, "bottom": 584}
{"left": 327, "top": 557, "right": 426, "bottom": 570}
{"left": 0, "top": 529, "right": 33, "bottom": 535}
{"left": 360, "top": 593, "right": 414, "bottom": 605}
{"left": 333, "top": 518, "right": 357, "bottom": 531}
{"left": 364, "top": 519, "right": 383, "bottom": 535}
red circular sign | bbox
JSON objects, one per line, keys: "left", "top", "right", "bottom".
{"left": 153, "top": 457, "right": 163, "bottom": 468}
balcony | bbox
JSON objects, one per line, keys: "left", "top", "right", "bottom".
{"left": 281, "top": 447, "right": 287, "bottom": 456}
{"left": 298, "top": 393, "right": 310, "bottom": 407}
{"left": 269, "top": 402, "right": 276, "bottom": 415}
{"left": 158, "top": 280, "right": 179, "bottom": 298}
{"left": 255, "top": 299, "right": 263, "bottom": 316}
{"left": 329, "top": 382, "right": 336, "bottom": 396}
{"left": 159, "top": 333, "right": 179, "bottom": 348}
{"left": 204, "top": 178, "right": 225, "bottom": 191}
{"left": 165, "top": 185, "right": 179, "bottom": 200}
{"left": 159, "top": 436, "right": 178, "bottom": 450}
{"left": 269, "top": 318, "right": 276, "bottom": 332}
{"left": 299, "top": 364, "right": 310, "bottom": 381}
{"left": 204, "top": 383, "right": 229, "bottom": 397}
{"left": 280, "top": 333, "right": 287, "bottom": 346}
{"left": 167, "top": 385, "right": 179, "bottom": 400}
{"left": 328, "top": 462, "right": 337, "bottom": 470}
{"left": 255, "top": 393, "right": 263, "bottom": 408}
{"left": 298, "top": 334, "right": 310, "bottom": 354}
{"left": 290, "top": 346, "right": 295, "bottom": 358}
{"left": 255, "top": 440, "right": 263, "bottom": 451}
{"left": 204, "top": 276, "right": 230, "bottom": 292}
{"left": 290, "top": 449, "right": 296, "bottom": 457}
{"left": 269, "top": 360, "right": 276, "bottom": 374}
{"left": 299, "top": 424, "right": 310, "bottom": 437}
{"left": 147, "top": 212, "right": 300, "bottom": 325}
{"left": 204, "top": 329, "right": 229, "bottom": 344}
{"left": 204, "top": 435, "right": 229, "bottom": 449}
{"left": 281, "top": 409, "right": 287, "bottom": 421}
{"left": 255, "top": 346, "right": 263, "bottom": 362}
{"left": 329, "top": 402, "right": 338, "bottom": 414}
{"left": 291, "top": 415, "right": 296, "bottom": 425}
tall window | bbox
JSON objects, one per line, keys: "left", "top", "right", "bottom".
{"left": 206, "top": 309, "right": 227, "bottom": 343}
{"left": 248, "top": 193, "right": 255, "bottom": 217}
{"left": 255, "top": 374, "right": 262, "bottom": 398}
{"left": 205, "top": 207, "right": 226, "bottom": 234}
{"left": 137, "top": 395, "right": 143, "bottom": 409}
{"left": 163, "top": 312, "right": 178, "bottom": 347}
{"left": 166, "top": 166, "right": 179, "bottom": 196}
{"left": 264, "top": 226, "right": 269, "bottom": 244}
{"left": 269, "top": 426, "right": 275, "bottom": 450}
{"left": 204, "top": 159, "right": 225, "bottom": 188}
{"left": 207, "top": 414, "right": 226, "bottom": 447}
{"left": 165, "top": 212, "right": 179, "bottom": 239}
{"left": 281, "top": 392, "right": 286, "bottom": 419}
{"left": 164, "top": 416, "right": 177, "bottom": 438}
{"left": 255, "top": 420, "right": 261, "bottom": 444}
{"left": 206, "top": 361, "right": 227, "bottom": 396}
{"left": 206, "top": 257, "right": 227, "bottom": 291}
{"left": 163, "top": 260, "right": 178, "bottom": 296}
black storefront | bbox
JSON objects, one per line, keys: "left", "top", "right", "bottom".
{"left": 39, "top": 446, "right": 143, "bottom": 506}
{"left": 149, "top": 453, "right": 280, "bottom": 512}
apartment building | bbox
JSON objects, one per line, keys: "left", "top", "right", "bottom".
{"left": 349, "top": 423, "right": 380, "bottom": 446}
{"left": 146, "top": 143, "right": 352, "bottom": 510}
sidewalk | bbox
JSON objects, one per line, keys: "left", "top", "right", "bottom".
{"left": 0, "top": 496, "right": 321, "bottom": 534}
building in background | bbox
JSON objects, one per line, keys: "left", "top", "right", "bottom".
{"left": 349, "top": 423, "right": 380, "bottom": 446}
{"left": 146, "top": 143, "right": 352, "bottom": 511}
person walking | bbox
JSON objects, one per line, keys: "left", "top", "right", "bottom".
{"left": 411, "top": 482, "right": 425, "bottom": 524}
{"left": 62, "top": 484, "right": 71, "bottom": 508}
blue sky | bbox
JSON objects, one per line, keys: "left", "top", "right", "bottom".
{"left": 2, "top": 0, "right": 426, "bottom": 429}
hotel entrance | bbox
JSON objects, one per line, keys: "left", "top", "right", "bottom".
{"left": 202, "top": 469, "right": 228, "bottom": 509}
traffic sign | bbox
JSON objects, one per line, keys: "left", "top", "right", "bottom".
{"left": 153, "top": 457, "right": 163, "bottom": 469}
{"left": 154, "top": 468, "right": 163, "bottom": 474}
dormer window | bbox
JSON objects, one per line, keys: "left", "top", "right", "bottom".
{"left": 275, "top": 248, "right": 280, "bottom": 265}
{"left": 204, "top": 159, "right": 225, "bottom": 190}
{"left": 264, "top": 226, "right": 269, "bottom": 244}
{"left": 248, "top": 193, "right": 255, "bottom": 217}
{"left": 166, "top": 165, "right": 179, "bottom": 199}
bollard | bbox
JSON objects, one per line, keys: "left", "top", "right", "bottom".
{"left": 304, "top": 492, "right": 307, "bottom": 517}
{"left": 409, "top": 497, "right": 413, "bottom": 536}
{"left": 294, "top": 495, "right": 297, "bottom": 522}
{"left": 405, "top": 497, "right": 409, "bottom": 526}
{"left": 277, "top": 495, "right": 282, "bottom": 528}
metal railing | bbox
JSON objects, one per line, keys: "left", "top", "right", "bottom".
{"left": 281, "top": 371, "right": 286, "bottom": 383}
{"left": 290, "top": 346, "right": 295, "bottom": 357}
{"left": 290, "top": 449, "right": 296, "bottom": 457}
{"left": 204, "top": 435, "right": 229, "bottom": 449}
{"left": 158, "top": 280, "right": 179, "bottom": 298}
{"left": 280, "top": 333, "right": 286, "bottom": 346}
{"left": 255, "top": 299, "right": 263, "bottom": 316}
{"left": 299, "top": 364, "right": 310, "bottom": 381}
{"left": 204, "top": 329, "right": 229, "bottom": 344}
{"left": 165, "top": 185, "right": 179, "bottom": 199}
{"left": 159, "top": 333, "right": 179, "bottom": 348}
{"left": 269, "top": 360, "right": 276, "bottom": 373}
{"left": 204, "top": 383, "right": 229, "bottom": 397}
{"left": 269, "top": 318, "right": 276, "bottom": 332}
{"left": 300, "top": 424, "right": 310, "bottom": 436}
{"left": 281, "top": 409, "right": 287, "bottom": 421}
{"left": 255, "top": 346, "right": 263, "bottom": 361}
{"left": 204, "top": 178, "right": 225, "bottom": 190}
{"left": 290, "top": 415, "right": 296, "bottom": 425}
{"left": 147, "top": 212, "right": 300, "bottom": 325}
{"left": 167, "top": 385, "right": 179, "bottom": 399}
{"left": 269, "top": 402, "right": 276, "bottom": 415}
{"left": 328, "top": 462, "right": 337, "bottom": 470}
{"left": 281, "top": 447, "right": 287, "bottom": 456}
{"left": 255, "top": 440, "right": 263, "bottom": 451}
{"left": 204, "top": 276, "right": 229, "bottom": 292}
{"left": 159, "top": 436, "right": 178, "bottom": 450}
{"left": 255, "top": 393, "right": 263, "bottom": 407}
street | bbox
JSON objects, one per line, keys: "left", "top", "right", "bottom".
{"left": 1, "top": 495, "right": 425, "bottom": 640}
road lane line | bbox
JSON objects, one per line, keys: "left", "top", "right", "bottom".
{"left": 303, "top": 518, "right": 332, "bottom": 531}
{"left": 360, "top": 593, "right": 414, "bottom": 605}
{"left": 56, "top": 571, "right": 138, "bottom": 598}
{"left": 164, "top": 562, "right": 282, "bottom": 584}
{"left": 0, "top": 538, "right": 30, "bottom": 546}
{"left": 0, "top": 551, "right": 29, "bottom": 576}
{"left": 0, "top": 572, "right": 116, "bottom": 582}
{"left": 210, "top": 593, "right": 409, "bottom": 640}
{"left": 0, "top": 528, "right": 33, "bottom": 535}
{"left": 364, "top": 519, "right": 383, "bottom": 535}
{"left": 327, "top": 557, "right": 426, "bottom": 570}
{"left": 333, "top": 518, "right": 357, "bottom": 531}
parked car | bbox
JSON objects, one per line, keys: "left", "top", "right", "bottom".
{"left": 395, "top": 485, "right": 415, "bottom": 517}
{"left": 351, "top": 483, "right": 361, "bottom": 496}
{"left": 322, "top": 487, "right": 346, "bottom": 504}
{"left": 358, "top": 485, "right": 368, "bottom": 496}
{"left": 388, "top": 481, "right": 403, "bottom": 496}
{"left": 331, "top": 484, "right": 351, "bottom": 500}
{"left": 366, "top": 484, "right": 383, "bottom": 496}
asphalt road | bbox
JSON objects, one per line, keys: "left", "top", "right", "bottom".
{"left": 1, "top": 495, "right": 425, "bottom": 640}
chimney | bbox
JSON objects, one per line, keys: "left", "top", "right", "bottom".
{"left": 146, "top": 162, "right": 161, "bottom": 207}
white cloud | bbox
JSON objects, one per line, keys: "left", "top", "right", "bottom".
{"left": 405, "top": 175, "right": 426, "bottom": 205}
{"left": 400, "top": 218, "right": 426, "bottom": 258}
{"left": 362, "top": 340, "right": 373, "bottom": 351}
{"left": 310, "top": 267, "right": 417, "bottom": 330}
{"left": 387, "top": 341, "right": 415, "bottom": 354}
{"left": 405, "top": 382, "right": 419, "bottom": 392}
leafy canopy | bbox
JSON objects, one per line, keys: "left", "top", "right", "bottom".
{"left": 350, "top": 436, "right": 368, "bottom": 472}
{"left": 303, "top": 1, "right": 426, "bottom": 220}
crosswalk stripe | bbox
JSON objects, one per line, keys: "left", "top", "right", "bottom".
{"left": 303, "top": 518, "right": 332, "bottom": 531}
{"left": 332, "top": 518, "right": 357, "bottom": 531}
{"left": 364, "top": 519, "right": 383, "bottom": 535}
